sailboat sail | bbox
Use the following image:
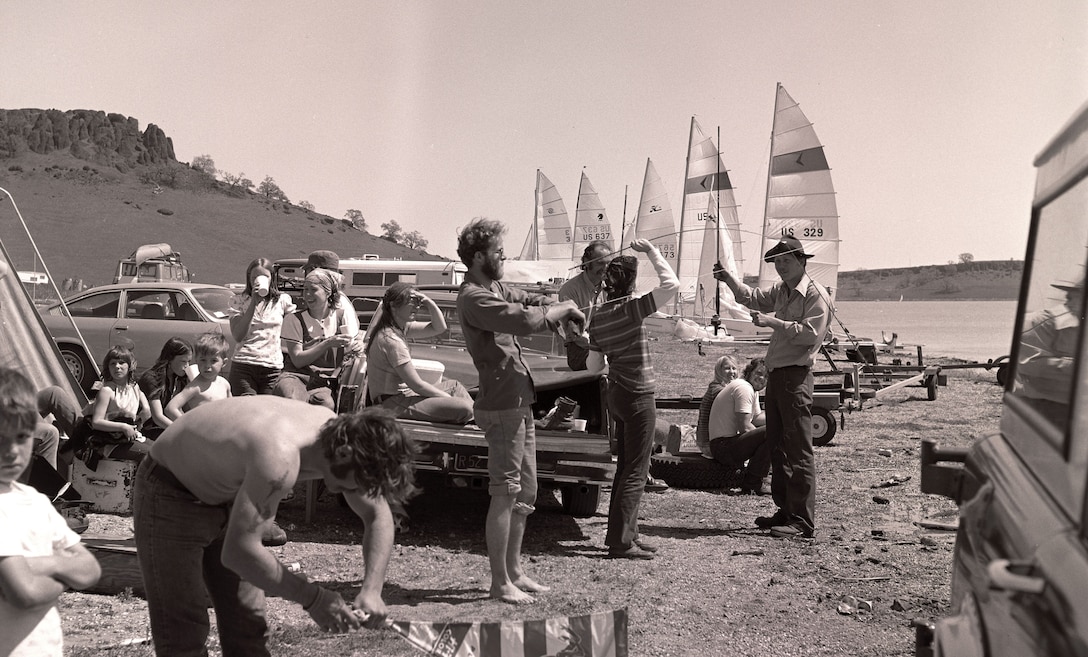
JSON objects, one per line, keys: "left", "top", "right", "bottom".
{"left": 699, "top": 194, "right": 749, "bottom": 321}
{"left": 757, "top": 84, "right": 839, "bottom": 302}
{"left": 518, "top": 169, "right": 572, "bottom": 261}
{"left": 676, "top": 117, "right": 743, "bottom": 317}
{"left": 625, "top": 158, "right": 679, "bottom": 296}
{"left": 572, "top": 171, "right": 615, "bottom": 258}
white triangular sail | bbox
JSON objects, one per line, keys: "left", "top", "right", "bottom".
{"left": 627, "top": 158, "right": 679, "bottom": 296}
{"left": 757, "top": 84, "right": 839, "bottom": 302}
{"left": 518, "top": 170, "right": 572, "bottom": 261}
{"left": 676, "top": 117, "right": 743, "bottom": 317}
{"left": 700, "top": 194, "right": 750, "bottom": 321}
{"left": 572, "top": 171, "right": 615, "bottom": 258}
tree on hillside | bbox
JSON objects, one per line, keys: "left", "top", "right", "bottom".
{"left": 403, "top": 230, "right": 428, "bottom": 251}
{"left": 298, "top": 200, "right": 315, "bottom": 211}
{"left": 191, "top": 154, "right": 216, "bottom": 177}
{"left": 222, "top": 171, "right": 254, "bottom": 194}
{"left": 958, "top": 252, "right": 974, "bottom": 265}
{"left": 257, "top": 176, "right": 290, "bottom": 203}
{"left": 344, "top": 209, "right": 367, "bottom": 232}
{"left": 381, "top": 220, "right": 404, "bottom": 244}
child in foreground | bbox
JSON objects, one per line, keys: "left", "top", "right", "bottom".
{"left": 0, "top": 367, "right": 102, "bottom": 656}
{"left": 165, "top": 332, "right": 233, "bottom": 417}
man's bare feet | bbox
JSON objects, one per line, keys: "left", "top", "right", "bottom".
{"left": 491, "top": 583, "right": 535, "bottom": 604}
{"left": 512, "top": 575, "right": 550, "bottom": 593}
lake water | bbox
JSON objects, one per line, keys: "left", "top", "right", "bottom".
{"left": 833, "top": 300, "right": 1017, "bottom": 363}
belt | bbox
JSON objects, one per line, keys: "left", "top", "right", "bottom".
{"left": 770, "top": 364, "right": 811, "bottom": 372}
{"left": 144, "top": 457, "right": 223, "bottom": 506}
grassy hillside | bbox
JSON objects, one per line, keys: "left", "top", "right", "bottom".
{"left": 836, "top": 260, "right": 1022, "bottom": 301}
{"left": 0, "top": 151, "right": 445, "bottom": 289}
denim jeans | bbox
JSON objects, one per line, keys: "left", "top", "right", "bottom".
{"left": 765, "top": 366, "right": 816, "bottom": 530}
{"left": 133, "top": 459, "right": 269, "bottom": 657}
{"left": 273, "top": 371, "right": 335, "bottom": 409}
{"left": 605, "top": 386, "right": 656, "bottom": 549}
{"left": 379, "top": 379, "right": 474, "bottom": 424}
{"left": 709, "top": 426, "right": 770, "bottom": 489}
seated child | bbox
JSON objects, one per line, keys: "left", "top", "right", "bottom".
{"left": 0, "top": 367, "right": 102, "bottom": 657}
{"left": 165, "top": 333, "right": 232, "bottom": 417}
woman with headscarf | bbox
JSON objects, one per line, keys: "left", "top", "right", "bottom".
{"left": 586, "top": 239, "right": 679, "bottom": 559}
{"left": 364, "top": 282, "right": 473, "bottom": 424}
{"left": 274, "top": 267, "right": 357, "bottom": 409}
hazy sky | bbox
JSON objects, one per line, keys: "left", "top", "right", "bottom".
{"left": 2, "top": 1, "right": 1085, "bottom": 273}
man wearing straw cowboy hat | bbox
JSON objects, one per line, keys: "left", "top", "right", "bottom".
{"left": 713, "top": 235, "right": 831, "bottom": 539}
{"left": 1015, "top": 271, "right": 1084, "bottom": 430}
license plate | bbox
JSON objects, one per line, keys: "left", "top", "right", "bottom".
{"left": 453, "top": 454, "right": 488, "bottom": 472}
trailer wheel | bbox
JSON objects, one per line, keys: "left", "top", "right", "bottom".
{"left": 560, "top": 484, "right": 601, "bottom": 517}
{"left": 995, "top": 363, "right": 1008, "bottom": 387}
{"left": 650, "top": 452, "right": 744, "bottom": 489}
{"left": 812, "top": 407, "right": 837, "bottom": 446}
{"left": 926, "top": 374, "right": 938, "bottom": 401}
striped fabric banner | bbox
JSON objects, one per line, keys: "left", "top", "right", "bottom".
{"left": 389, "top": 608, "right": 628, "bottom": 657}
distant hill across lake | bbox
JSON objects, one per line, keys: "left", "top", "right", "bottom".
{"left": 744, "top": 259, "right": 1023, "bottom": 301}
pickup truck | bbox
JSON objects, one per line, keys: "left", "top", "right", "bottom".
{"left": 343, "top": 285, "right": 615, "bottom": 517}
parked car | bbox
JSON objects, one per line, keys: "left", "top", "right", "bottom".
{"left": 915, "top": 101, "right": 1088, "bottom": 656}
{"left": 42, "top": 282, "right": 236, "bottom": 391}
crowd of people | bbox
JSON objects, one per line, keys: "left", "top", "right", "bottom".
{"left": 6, "top": 227, "right": 839, "bottom": 655}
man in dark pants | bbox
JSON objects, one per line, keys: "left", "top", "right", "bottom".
{"left": 713, "top": 236, "right": 831, "bottom": 538}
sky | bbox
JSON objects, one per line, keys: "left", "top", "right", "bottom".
{"left": 2, "top": 1, "right": 1085, "bottom": 274}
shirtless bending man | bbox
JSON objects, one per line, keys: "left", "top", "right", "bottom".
{"left": 132, "top": 396, "right": 417, "bottom": 656}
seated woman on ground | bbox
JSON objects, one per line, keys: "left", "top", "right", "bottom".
{"left": 78, "top": 346, "right": 152, "bottom": 463}
{"left": 695, "top": 355, "right": 739, "bottom": 459}
{"left": 137, "top": 337, "right": 193, "bottom": 440}
{"left": 707, "top": 356, "right": 770, "bottom": 495}
{"left": 365, "top": 282, "right": 473, "bottom": 424}
{"left": 273, "top": 267, "right": 358, "bottom": 410}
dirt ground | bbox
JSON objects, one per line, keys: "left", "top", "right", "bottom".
{"left": 58, "top": 341, "right": 1002, "bottom": 656}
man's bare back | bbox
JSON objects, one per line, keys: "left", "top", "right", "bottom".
{"left": 150, "top": 396, "right": 334, "bottom": 506}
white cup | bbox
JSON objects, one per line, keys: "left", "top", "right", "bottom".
{"left": 572, "top": 418, "right": 588, "bottom": 432}
{"left": 185, "top": 364, "right": 200, "bottom": 381}
{"left": 254, "top": 274, "right": 270, "bottom": 297}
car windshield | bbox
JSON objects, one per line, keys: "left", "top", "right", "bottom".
{"left": 191, "top": 288, "right": 234, "bottom": 319}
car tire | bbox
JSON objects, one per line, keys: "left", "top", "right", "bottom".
{"left": 59, "top": 346, "right": 95, "bottom": 392}
{"left": 812, "top": 407, "right": 837, "bottom": 446}
{"left": 650, "top": 451, "right": 744, "bottom": 489}
{"left": 560, "top": 484, "right": 601, "bottom": 517}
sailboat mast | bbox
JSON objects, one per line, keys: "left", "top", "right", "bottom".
{"left": 676, "top": 117, "right": 696, "bottom": 314}
{"left": 533, "top": 169, "right": 542, "bottom": 260}
{"left": 621, "top": 185, "right": 628, "bottom": 241}
{"left": 759, "top": 85, "right": 780, "bottom": 286}
{"left": 714, "top": 125, "right": 721, "bottom": 325}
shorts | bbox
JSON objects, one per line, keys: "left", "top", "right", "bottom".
{"left": 474, "top": 406, "right": 537, "bottom": 504}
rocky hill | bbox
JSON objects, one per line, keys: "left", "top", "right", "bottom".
{"left": 0, "top": 109, "right": 444, "bottom": 288}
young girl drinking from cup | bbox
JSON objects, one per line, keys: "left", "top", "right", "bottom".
{"left": 228, "top": 258, "right": 295, "bottom": 395}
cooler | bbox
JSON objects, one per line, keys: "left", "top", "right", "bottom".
{"left": 70, "top": 458, "right": 138, "bottom": 514}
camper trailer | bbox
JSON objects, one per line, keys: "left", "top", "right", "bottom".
{"left": 274, "top": 256, "right": 466, "bottom": 324}
{"left": 114, "top": 243, "right": 192, "bottom": 284}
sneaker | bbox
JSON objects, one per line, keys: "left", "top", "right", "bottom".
{"left": 262, "top": 521, "right": 288, "bottom": 547}
{"left": 770, "top": 520, "right": 815, "bottom": 538}
{"left": 607, "top": 545, "right": 654, "bottom": 560}
{"left": 645, "top": 476, "right": 670, "bottom": 493}
{"left": 633, "top": 538, "right": 658, "bottom": 553}
{"left": 754, "top": 510, "right": 789, "bottom": 529}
